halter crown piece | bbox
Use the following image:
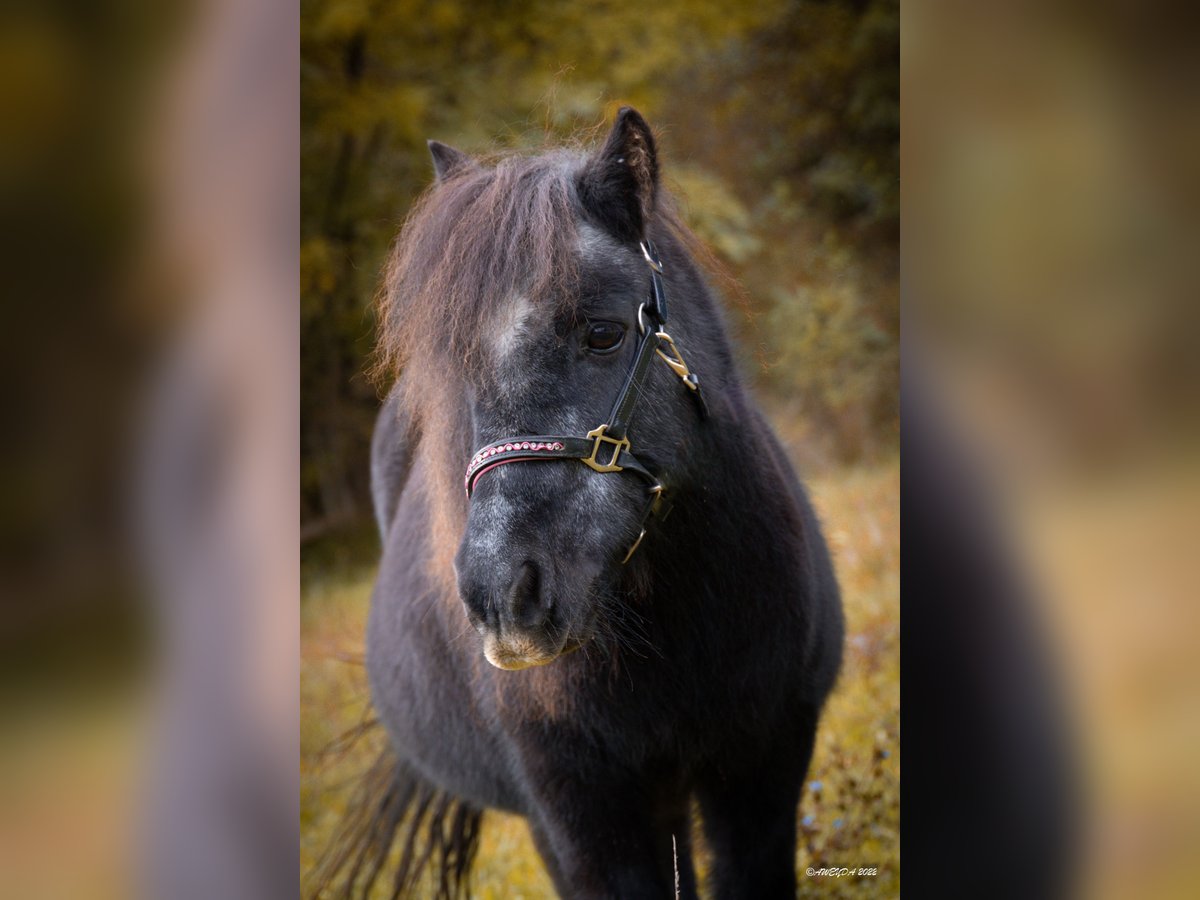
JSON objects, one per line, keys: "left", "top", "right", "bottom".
{"left": 464, "top": 239, "right": 707, "bottom": 563}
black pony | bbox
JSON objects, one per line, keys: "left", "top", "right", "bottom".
{"left": 315, "top": 109, "right": 843, "bottom": 899}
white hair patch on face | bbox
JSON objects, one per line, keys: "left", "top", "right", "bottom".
{"left": 491, "top": 294, "right": 534, "bottom": 363}
{"left": 576, "top": 222, "right": 615, "bottom": 263}
{"left": 576, "top": 222, "right": 640, "bottom": 277}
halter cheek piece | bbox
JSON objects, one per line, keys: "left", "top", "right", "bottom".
{"left": 464, "top": 239, "right": 707, "bottom": 563}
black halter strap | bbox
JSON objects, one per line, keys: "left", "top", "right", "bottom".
{"left": 464, "top": 239, "right": 706, "bottom": 562}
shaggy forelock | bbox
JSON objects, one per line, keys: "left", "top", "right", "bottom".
{"left": 375, "top": 149, "right": 586, "bottom": 387}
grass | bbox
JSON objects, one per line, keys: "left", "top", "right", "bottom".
{"left": 300, "top": 457, "right": 899, "bottom": 897}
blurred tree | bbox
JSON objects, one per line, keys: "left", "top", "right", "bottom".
{"left": 665, "top": 0, "right": 900, "bottom": 458}
{"left": 301, "top": 0, "right": 898, "bottom": 529}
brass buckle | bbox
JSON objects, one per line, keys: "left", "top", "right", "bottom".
{"left": 654, "top": 331, "right": 699, "bottom": 391}
{"left": 583, "top": 425, "right": 630, "bottom": 473}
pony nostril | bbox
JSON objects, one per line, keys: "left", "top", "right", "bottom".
{"left": 457, "top": 568, "right": 499, "bottom": 632}
{"left": 507, "top": 560, "right": 549, "bottom": 629}
{"left": 460, "top": 588, "right": 496, "bottom": 633}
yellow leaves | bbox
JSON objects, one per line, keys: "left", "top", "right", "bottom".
{"left": 670, "top": 165, "right": 763, "bottom": 264}
{"left": 301, "top": 238, "right": 336, "bottom": 318}
{"left": 503, "top": 0, "right": 787, "bottom": 114}
{"left": 309, "top": 0, "right": 371, "bottom": 42}
{"left": 314, "top": 84, "right": 429, "bottom": 142}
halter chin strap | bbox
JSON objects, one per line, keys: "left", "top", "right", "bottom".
{"left": 464, "top": 239, "right": 707, "bottom": 562}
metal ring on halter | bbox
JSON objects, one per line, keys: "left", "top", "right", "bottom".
{"left": 637, "top": 302, "right": 652, "bottom": 335}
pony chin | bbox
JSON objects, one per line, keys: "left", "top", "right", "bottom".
{"left": 481, "top": 632, "right": 562, "bottom": 671}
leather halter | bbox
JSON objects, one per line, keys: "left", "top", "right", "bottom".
{"left": 464, "top": 239, "right": 706, "bottom": 562}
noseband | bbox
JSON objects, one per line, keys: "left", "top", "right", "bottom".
{"left": 464, "top": 240, "right": 707, "bottom": 563}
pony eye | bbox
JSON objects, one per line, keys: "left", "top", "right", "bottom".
{"left": 585, "top": 322, "right": 625, "bottom": 354}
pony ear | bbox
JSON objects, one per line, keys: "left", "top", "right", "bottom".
{"left": 427, "top": 140, "right": 475, "bottom": 182}
{"left": 576, "top": 107, "right": 659, "bottom": 242}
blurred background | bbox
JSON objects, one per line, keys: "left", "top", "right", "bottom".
{"left": 299, "top": 0, "right": 901, "bottom": 895}
{"left": 905, "top": 3, "right": 1200, "bottom": 898}
{"left": 1, "top": 0, "right": 298, "bottom": 897}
